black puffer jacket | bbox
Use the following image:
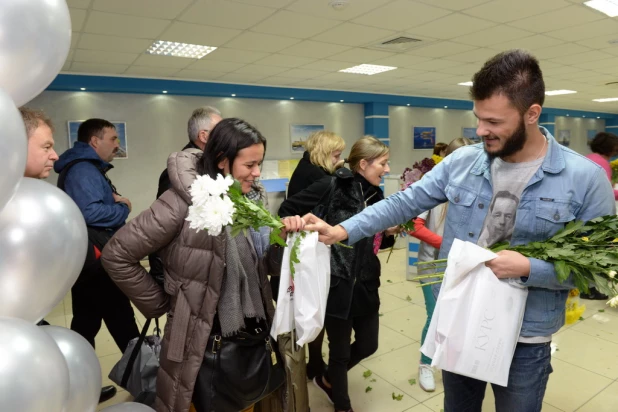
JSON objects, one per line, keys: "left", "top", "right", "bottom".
{"left": 287, "top": 151, "right": 329, "bottom": 198}
{"left": 324, "top": 168, "right": 394, "bottom": 319}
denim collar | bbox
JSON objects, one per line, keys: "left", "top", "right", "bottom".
{"left": 470, "top": 126, "right": 564, "bottom": 176}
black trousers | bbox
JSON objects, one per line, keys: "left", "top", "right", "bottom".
{"left": 324, "top": 311, "right": 379, "bottom": 410}
{"left": 70, "top": 259, "right": 139, "bottom": 353}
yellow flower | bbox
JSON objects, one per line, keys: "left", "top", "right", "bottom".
{"left": 581, "top": 236, "right": 590, "bottom": 242}
{"left": 613, "top": 238, "right": 618, "bottom": 243}
{"left": 432, "top": 154, "right": 443, "bottom": 165}
{"left": 569, "top": 289, "right": 580, "bottom": 298}
{"left": 609, "top": 271, "right": 617, "bottom": 279}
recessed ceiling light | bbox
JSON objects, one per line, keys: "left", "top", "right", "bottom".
{"left": 458, "top": 81, "right": 473, "bottom": 86}
{"left": 593, "top": 97, "right": 618, "bottom": 102}
{"left": 584, "top": 0, "right": 618, "bottom": 17}
{"left": 583, "top": 115, "right": 586, "bottom": 117}
{"left": 146, "top": 40, "right": 217, "bottom": 59}
{"left": 231, "top": 94, "right": 236, "bottom": 97}
{"left": 566, "top": 114, "right": 570, "bottom": 116}
{"left": 545, "top": 89, "right": 577, "bottom": 96}
{"left": 290, "top": 97, "right": 294, "bottom": 100}
{"left": 80, "top": 87, "right": 86, "bottom": 91}
{"left": 339, "top": 64, "right": 397, "bottom": 75}
{"left": 162, "top": 90, "right": 168, "bottom": 94}
{"left": 444, "top": 106, "right": 448, "bottom": 108}
{"left": 340, "top": 100, "right": 344, "bottom": 102}
{"left": 597, "top": 116, "right": 601, "bottom": 119}
{"left": 406, "top": 103, "right": 410, "bottom": 106}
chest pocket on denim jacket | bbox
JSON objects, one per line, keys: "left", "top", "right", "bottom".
{"left": 445, "top": 185, "right": 477, "bottom": 227}
{"left": 535, "top": 199, "right": 576, "bottom": 238}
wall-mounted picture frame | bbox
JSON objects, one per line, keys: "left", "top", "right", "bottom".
{"left": 290, "top": 124, "right": 324, "bottom": 154}
{"left": 462, "top": 127, "right": 482, "bottom": 143}
{"left": 413, "top": 126, "right": 436, "bottom": 149}
{"left": 67, "top": 120, "right": 128, "bottom": 159}
{"left": 557, "top": 129, "right": 571, "bottom": 147}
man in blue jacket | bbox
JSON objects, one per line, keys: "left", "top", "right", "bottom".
{"left": 305, "top": 50, "right": 615, "bottom": 412}
{"left": 55, "top": 118, "right": 139, "bottom": 404}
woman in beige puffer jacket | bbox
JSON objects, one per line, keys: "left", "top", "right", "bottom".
{"left": 101, "top": 118, "right": 303, "bottom": 412}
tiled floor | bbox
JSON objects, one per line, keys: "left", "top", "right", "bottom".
{"left": 47, "top": 248, "right": 618, "bottom": 411}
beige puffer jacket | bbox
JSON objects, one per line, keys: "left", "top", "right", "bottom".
{"left": 101, "top": 149, "right": 283, "bottom": 412}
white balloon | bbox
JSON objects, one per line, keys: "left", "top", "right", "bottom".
{"left": 0, "top": 178, "right": 88, "bottom": 322}
{"left": 0, "top": 87, "right": 27, "bottom": 213}
{"left": 0, "top": 0, "right": 71, "bottom": 106}
{"left": 100, "top": 402, "right": 156, "bottom": 412}
{"left": 0, "top": 317, "right": 70, "bottom": 412}
{"left": 41, "top": 326, "right": 102, "bottom": 412}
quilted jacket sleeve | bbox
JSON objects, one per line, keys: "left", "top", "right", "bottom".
{"left": 101, "top": 190, "right": 186, "bottom": 318}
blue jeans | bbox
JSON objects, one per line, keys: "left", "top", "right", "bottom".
{"left": 443, "top": 342, "right": 553, "bottom": 412}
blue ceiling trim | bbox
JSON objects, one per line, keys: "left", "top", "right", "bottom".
{"left": 47, "top": 74, "right": 618, "bottom": 119}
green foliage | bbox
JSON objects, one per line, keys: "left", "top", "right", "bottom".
{"left": 365, "top": 386, "right": 373, "bottom": 393}
{"left": 363, "top": 370, "right": 372, "bottom": 378}
{"left": 408, "top": 378, "right": 416, "bottom": 385}
{"left": 289, "top": 231, "right": 307, "bottom": 279}
{"left": 392, "top": 393, "right": 404, "bottom": 401}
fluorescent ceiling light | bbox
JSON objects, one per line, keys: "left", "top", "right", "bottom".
{"left": 545, "top": 89, "right": 577, "bottom": 96}
{"left": 458, "top": 81, "right": 473, "bottom": 86}
{"left": 584, "top": 0, "right": 618, "bottom": 17}
{"left": 593, "top": 97, "right": 618, "bottom": 102}
{"left": 339, "top": 64, "right": 397, "bottom": 75}
{"left": 80, "top": 87, "right": 86, "bottom": 91}
{"left": 146, "top": 40, "right": 217, "bottom": 59}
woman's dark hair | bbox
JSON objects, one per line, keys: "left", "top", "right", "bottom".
{"left": 470, "top": 49, "right": 545, "bottom": 115}
{"left": 433, "top": 142, "right": 448, "bottom": 156}
{"left": 590, "top": 132, "right": 618, "bottom": 157}
{"left": 197, "top": 118, "right": 267, "bottom": 178}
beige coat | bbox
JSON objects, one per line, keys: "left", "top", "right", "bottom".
{"left": 101, "top": 149, "right": 283, "bottom": 412}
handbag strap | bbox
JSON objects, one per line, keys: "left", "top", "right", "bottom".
{"left": 121, "top": 318, "right": 154, "bottom": 387}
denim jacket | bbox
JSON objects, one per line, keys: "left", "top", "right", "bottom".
{"left": 341, "top": 128, "right": 615, "bottom": 337}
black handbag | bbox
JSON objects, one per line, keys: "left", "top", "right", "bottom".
{"left": 192, "top": 325, "right": 286, "bottom": 412}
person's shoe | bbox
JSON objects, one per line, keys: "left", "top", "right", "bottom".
{"left": 313, "top": 375, "right": 334, "bottom": 405}
{"left": 580, "top": 287, "right": 608, "bottom": 300}
{"left": 306, "top": 360, "right": 327, "bottom": 381}
{"left": 99, "top": 386, "right": 117, "bottom": 403}
{"left": 418, "top": 364, "right": 436, "bottom": 392}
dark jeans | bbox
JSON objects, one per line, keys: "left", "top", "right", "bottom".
{"left": 324, "top": 312, "right": 379, "bottom": 411}
{"left": 443, "top": 342, "right": 553, "bottom": 412}
{"left": 70, "top": 259, "right": 140, "bottom": 352}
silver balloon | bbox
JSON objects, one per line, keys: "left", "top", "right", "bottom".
{"left": 0, "top": 0, "right": 71, "bottom": 106}
{"left": 0, "top": 87, "right": 27, "bottom": 213}
{"left": 0, "top": 317, "right": 70, "bottom": 412}
{"left": 0, "top": 178, "right": 88, "bottom": 322}
{"left": 41, "top": 326, "right": 102, "bottom": 412}
{"left": 100, "top": 403, "right": 156, "bottom": 412}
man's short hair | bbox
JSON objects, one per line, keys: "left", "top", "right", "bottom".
{"left": 187, "top": 106, "right": 221, "bottom": 143}
{"left": 470, "top": 50, "right": 545, "bottom": 115}
{"left": 490, "top": 191, "right": 519, "bottom": 212}
{"left": 19, "top": 107, "right": 54, "bottom": 138}
{"left": 77, "top": 118, "right": 115, "bottom": 143}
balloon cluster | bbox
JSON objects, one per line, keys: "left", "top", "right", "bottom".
{"left": 0, "top": 1, "right": 151, "bottom": 411}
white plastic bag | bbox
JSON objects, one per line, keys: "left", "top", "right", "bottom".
{"left": 270, "top": 232, "right": 330, "bottom": 346}
{"left": 421, "top": 239, "right": 528, "bottom": 387}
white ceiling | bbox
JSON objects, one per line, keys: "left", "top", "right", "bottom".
{"left": 64, "top": 0, "right": 618, "bottom": 112}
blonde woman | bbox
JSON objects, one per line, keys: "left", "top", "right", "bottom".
{"left": 409, "top": 137, "right": 473, "bottom": 392}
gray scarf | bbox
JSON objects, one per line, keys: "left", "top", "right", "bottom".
{"left": 217, "top": 226, "right": 266, "bottom": 337}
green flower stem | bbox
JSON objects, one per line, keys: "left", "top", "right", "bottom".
{"left": 417, "top": 280, "right": 444, "bottom": 287}
{"left": 336, "top": 241, "right": 353, "bottom": 249}
{"left": 416, "top": 259, "right": 448, "bottom": 266}
{"left": 414, "top": 272, "right": 445, "bottom": 280}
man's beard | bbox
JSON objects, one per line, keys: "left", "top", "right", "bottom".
{"left": 484, "top": 118, "right": 527, "bottom": 159}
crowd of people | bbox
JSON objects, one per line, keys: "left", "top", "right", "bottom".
{"left": 19, "top": 48, "right": 617, "bottom": 412}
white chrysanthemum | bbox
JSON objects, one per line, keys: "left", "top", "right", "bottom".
{"left": 608, "top": 295, "right": 618, "bottom": 308}
{"left": 609, "top": 270, "right": 616, "bottom": 279}
{"left": 186, "top": 196, "right": 235, "bottom": 236}
{"left": 189, "top": 174, "right": 234, "bottom": 206}
{"left": 210, "top": 174, "right": 235, "bottom": 197}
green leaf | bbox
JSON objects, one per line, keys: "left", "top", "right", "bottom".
{"left": 579, "top": 316, "right": 585, "bottom": 321}
{"left": 599, "top": 309, "right": 605, "bottom": 313}
{"left": 370, "top": 378, "right": 377, "bottom": 382}
{"left": 392, "top": 393, "right": 404, "bottom": 401}
{"left": 554, "top": 260, "right": 570, "bottom": 283}
{"left": 365, "top": 386, "right": 373, "bottom": 393}
{"left": 406, "top": 295, "right": 412, "bottom": 302}
{"left": 408, "top": 378, "right": 416, "bottom": 385}
{"left": 387, "top": 280, "right": 393, "bottom": 283}
{"left": 378, "top": 313, "right": 384, "bottom": 317}
{"left": 363, "top": 370, "right": 372, "bottom": 378}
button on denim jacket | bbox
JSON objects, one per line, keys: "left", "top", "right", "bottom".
{"left": 342, "top": 128, "right": 615, "bottom": 337}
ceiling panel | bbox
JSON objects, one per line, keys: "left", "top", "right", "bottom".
{"left": 463, "top": 0, "right": 571, "bottom": 23}
{"left": 254, "top": 54, "right": 317, "bottom": 68}
{"left": 91, "top": 0, "right": 194, "bottom": 19}
{"left": 414, "top": 0, "right": 492, "bottom": 11}
{"left": 369, "top": 54, "right": 434, "bottom": 68}
{"left": 251, "top": 10, "right": 339, "bottom": 39}
{"left": 548, "top": 50, "right": 616, "bottom": 65}
{"left": 132, "top": 54, "right": 195, "bottom": 68}
{"left": 408, "top": 14, "right": 497, "bottom": 40}
{"left": 259, "top": 76, "right": 302, "bottom": 86}
{"left": 272, "top": 68, "right": 329, "bottom": 79}
{"left": 67, "top": 0, "right": 92, "bottom": 8}
{"left": 327, "top": 48, "right": 395, "bottom": 63}
{"left": 545, "top": 19, "right": 618, "bottom": 42}
{"left": 179, "top": 0, "right": 276, "bottom": 30}
{"left": 70, "top": 62, "right": 129, "bottom": 74}
{"left": 576, "top": 35, "right": 618, "bottom": 50}
{"left": 455, "top": 26, "right": 535, "bottom": 47}
{"left": 173, "top": 69, "right": 226, "bottom": 80}
{"left": 217, "top": 73, "right": 269, "bottom": 83}
{"left": 311, "top": 23, "right": 396, "bottom": 47}
{"left": 159, "top": 22, "right": 241, "bottom": 46}
{"left": 233, "top": 64, "right": 290, "bottom": 76}
{"left": 73, "top": 49, "right": 138, "bottom": 65}
{"left": 77, "top": 34, "right": 153, "bottom": 53}
{"left": 205, "top": 48, "right": 271, "bottom": 63}
{"left": 223, "top": 32, "right": 301, "bottom": 52}
{"left": 533, "top": 43, "right": 592, "bottom": 59}
{"left": 124, "top": 66, "right": 181, "bottom": 77}
{"left": 408, "top": 41, "right": 479, "bottom": 58}
{"left": 285, "top": 0, "right": 391, "bottom": 21}
{"left": 508, "top": 5, "right": 605, "bottom": 33}
{"left": 70, "top": 8, "right": 87, "bottom": 31}
{"left": 278, "top": 40, "right": 351, "bottom": 59}
{"left": 447, "top": 47, "right": 502, "bottom": 63}
{"left": 83, "top": 11, "right": 170, "bottom": 39}
{"left": 351, "top": 0, "right": 451, "bottom": 31}
{"left": 489, "top": 34, "right": 564, "bottom": 52}
{"left": 186, "top": 60, "right": 247, "bottom": 72}
{"left": 302, "top": 60, "right": 351, "bottom": 71}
